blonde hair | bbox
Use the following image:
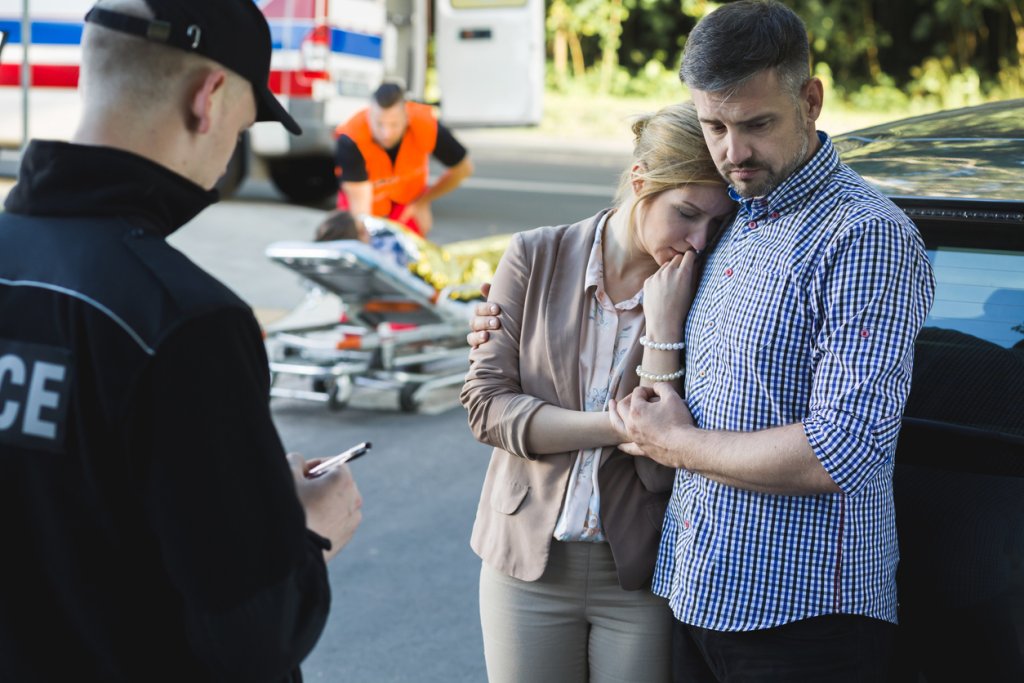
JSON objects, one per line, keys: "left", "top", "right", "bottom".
{"left": 614, "top": 101, "right": 724, "bottom": 235}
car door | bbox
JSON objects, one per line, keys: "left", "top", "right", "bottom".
{"left": 892, "top": 204, "right": 1024, "bottom": 681}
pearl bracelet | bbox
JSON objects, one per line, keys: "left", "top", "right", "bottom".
{"left": 635, "top": 365, "right": 685, "bottom": 382}
{"left": 639, "top": 335, "right": 685, "bottom": 351}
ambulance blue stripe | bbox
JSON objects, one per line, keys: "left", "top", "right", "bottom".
{"left": 267, "top": 23, "right": 381, "bottom": 59}
{"left": 0, "top": 21, "right": 83, "bottom": 46}
{"left": 331, "top": 29, "right": 381, "bottom": 59}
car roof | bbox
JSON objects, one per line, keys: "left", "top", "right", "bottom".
{"left": 834, "top": 98, "right": 1024, "bottom": 206}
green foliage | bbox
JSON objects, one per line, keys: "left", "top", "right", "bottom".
{"left": 542, "top": 0, "right": 1023, "bottom": 110}
{"left": 993, "top": 62, "right": 1024, "bottom": 99}
{"left": 845, "top": 76, "right": 911, "bottom": 112}
{"left": 909, "top": 57, "right": 986, "bottom": 107}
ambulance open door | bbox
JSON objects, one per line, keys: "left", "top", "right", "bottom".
{"left": 434, "top": 0, "right": 544, "bottom": 127}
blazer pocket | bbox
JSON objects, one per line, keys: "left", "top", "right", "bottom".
{"left": 490, "top": 481, "right": 529, "bottom": 515}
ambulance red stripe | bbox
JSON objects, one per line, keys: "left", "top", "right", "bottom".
{"left": 0, "top": 64, "right": 79, "bottom": 88}
{"left": 1, "top": 63, "right": 322, "bottom": 97}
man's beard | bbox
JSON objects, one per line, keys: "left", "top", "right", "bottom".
{"left": 722, "top": 119, "right": 811, "bottom": 198}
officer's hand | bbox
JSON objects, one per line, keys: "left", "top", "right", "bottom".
{"left": 288, "top": 453, "right": 363, "bottom": 562}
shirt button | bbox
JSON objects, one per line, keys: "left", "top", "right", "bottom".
{"left": 770, "top": 211, "right": 780, "bottom": 219}
{"left": 683, "top": 520, "right": 691, "bottom": 529}
{"left": 860, "top": 328, "right": 871, "bottom": 338}
{"left": 706, "top": 320, "right": 716, "bottom": 329}
{"left": 747, "top": 220, "right": 758, "bottom": 229}
{"left": 698, "top": 370, "right": 706, "bottom": 378}
{"left": 725, "top": 268, "right": 734, "bottom": 277}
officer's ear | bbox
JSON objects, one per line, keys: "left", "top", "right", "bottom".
{"left": 188, "top": 68, "right": 228, "bottom": 135}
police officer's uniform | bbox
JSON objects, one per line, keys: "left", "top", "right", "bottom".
{"left": 0, "top": 140, "right": 330, "bottom": 682}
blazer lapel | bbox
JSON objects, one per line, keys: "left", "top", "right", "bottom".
{"left": 544, "top": 212, "right": 606, "bottom": 412}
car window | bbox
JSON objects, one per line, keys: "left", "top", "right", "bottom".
{"left": 926, "top": 246, "right": 1024, "bottom": 349}
{"left": 904, "top": 245, "right": 1024, "bottom": 440}
{"left": 897, "top": 243, "right": 1024, "bottom": 681}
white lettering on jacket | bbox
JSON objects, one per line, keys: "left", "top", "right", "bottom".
{"left": 0, "top": 341, "right": 73, "bottom": 451}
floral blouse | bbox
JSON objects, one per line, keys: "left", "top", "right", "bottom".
{"left": 553, "top": 213, "right": 644, "bottom": 543}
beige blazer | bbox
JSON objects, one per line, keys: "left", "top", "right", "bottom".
{"left": 460, "top": 211, "right": 675, "bottom": 591}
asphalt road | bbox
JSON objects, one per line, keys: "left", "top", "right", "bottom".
{"left": 165, "top": 137, "right": 631, "bottom": 682}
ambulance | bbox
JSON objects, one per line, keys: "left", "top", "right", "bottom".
{"left": 0, "top": 0, "right": 544, "bottom": 202}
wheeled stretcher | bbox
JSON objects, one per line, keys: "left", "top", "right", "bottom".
{"left": 263, "top": 236, "right": 500, "bottom": 411}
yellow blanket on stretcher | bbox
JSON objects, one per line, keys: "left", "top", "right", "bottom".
{"left": 365, "top": 217, "right": 511, "bottom": 301}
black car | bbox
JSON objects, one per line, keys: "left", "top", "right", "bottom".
{"left": 836, "top": 99, "right": 1024, "bottom": 681}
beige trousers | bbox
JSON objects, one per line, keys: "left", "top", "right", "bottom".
{"left": 479, "top": 540, "right": 672, "bottom": 683}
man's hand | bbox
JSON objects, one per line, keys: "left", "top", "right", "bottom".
{"left": 608, "top": 383, "right": 695, "bottom": 468}
{"left": 288, "top": 453, "right": 363, "bottom": 562}
{"left": 466, "top": 283, "right": 501, "bottom": 348}
{"left": 397, "top": 199, "right": 433, "bottom": 235}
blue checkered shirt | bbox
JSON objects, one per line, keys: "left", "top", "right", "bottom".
{"left": 652, "top": 132, "right": 935, "bottom": 631}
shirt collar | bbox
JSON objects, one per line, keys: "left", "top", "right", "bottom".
{"left": 729, "top": 131, "right": 838, "bottom": 222}
{"left": 585, "top": 211, "right": 644, "bottom": 310}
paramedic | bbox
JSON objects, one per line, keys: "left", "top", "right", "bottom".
{"left": 0, "top": 1, "right": 361, "bottom": 681}
{"left": 334, "top": 82, "right": 474, "bottom": 236}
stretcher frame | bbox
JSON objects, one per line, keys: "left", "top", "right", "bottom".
{"left": 263, "top": 240, "right": 474, "bottom": 412}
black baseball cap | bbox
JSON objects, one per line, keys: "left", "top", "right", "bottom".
{"left": 84, "top": 0, "right": 301, "bottom": 135}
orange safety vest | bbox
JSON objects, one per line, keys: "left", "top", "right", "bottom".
{"left": 335, "top": 102, "right": 439, "bottom": 217}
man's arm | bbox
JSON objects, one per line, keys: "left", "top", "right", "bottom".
{"left": 336, "top": 134, "right": 373, "bottom": 217}
{"left": 341, "top": 180, "right": 374, "bottom": 217}
{"left": 420, "top": 155, "right": 475, "bottom": 204}
{"left": 398, "top": 124, "right": 474, "bottom": 234}
{"left": 398, "top": 155, "right": 474, "bottom": 235}
{"left": 610, "top": 384, "right": 839, "bottom": 495}
{"left": 130, "top": 309, "right": 358, "bottom": 679}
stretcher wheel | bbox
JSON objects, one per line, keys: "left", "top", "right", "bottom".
{"left": 323, "top": 377, "right": 352, "bottom": 411}
{"left": 398, "top": 382, "right": 422, "bottom": 413}
{"left": 327, "top": 387, "right": 349, "bottom": 411}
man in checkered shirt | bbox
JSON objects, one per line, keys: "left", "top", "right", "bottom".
{"left": 610, "top": 1, "right": 935, "bottom": 680}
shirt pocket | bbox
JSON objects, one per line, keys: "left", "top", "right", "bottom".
{"left": 720, "top": 266, "right": 793, "bottom": 352}
{"left": 490, "top": 481, "right": 529, "bottom": 515}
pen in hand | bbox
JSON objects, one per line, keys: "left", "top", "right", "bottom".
{"left": 307, "top": 441, "right": 372, "bottom": 478}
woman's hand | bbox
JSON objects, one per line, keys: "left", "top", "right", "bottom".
{"left": 643, "top": 250, "right": 699, "bottom": 339}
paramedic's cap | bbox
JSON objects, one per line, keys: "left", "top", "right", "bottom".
{"left": 83, "top": 0, "right": 301, "bottom": 135}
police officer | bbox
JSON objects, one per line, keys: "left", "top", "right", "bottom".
{"left": 334, "top": 81, "right": 474, "bottom": 237}
{"left": 0, "top": 1, "right": 361, "bottom": 681}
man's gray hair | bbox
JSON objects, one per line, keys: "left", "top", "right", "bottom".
{"left": 680, "top": 0, "right": 810, "bottom": 97}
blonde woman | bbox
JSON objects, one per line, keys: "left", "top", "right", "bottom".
{"left": 460, "top": 102, "right": 733, "bottom": 683}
